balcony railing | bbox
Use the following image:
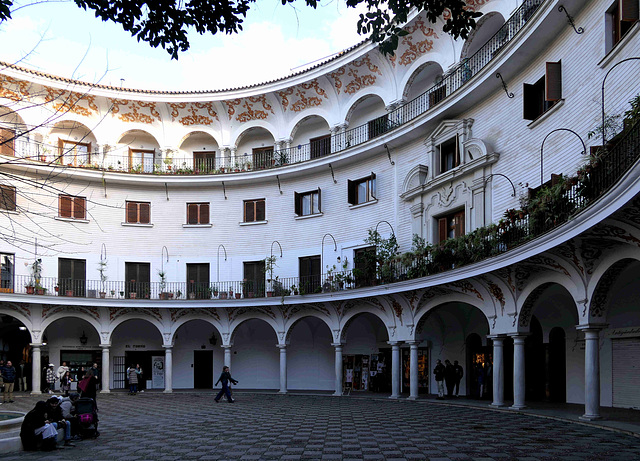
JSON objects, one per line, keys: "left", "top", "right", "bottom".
{"left": 2, "top": 0, "right": 543, "bottom": 175}
{"left": 7, "top": 118, "right": 640, "bottom": 302}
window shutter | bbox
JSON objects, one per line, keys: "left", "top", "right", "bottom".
{"left": 256, "top": 199, "right": 265, "bottom": 221}
{"left": 317, "top": 187, "right": 322, "bottom": 213}
{"left": 58, "top": 138, "right": 64, "bottom": 162}
{"left": 370, "top": 172, "right": 377, "bottom": 199}
{"left": 200, "top": 203, "right": 210, "bottom": 224}
{"left": 244, "top": 201, "right": 253, "bottom": 222}
{"left": 0, "top": 186, "right": 15, "bottom": 211}
{"left": 0, "top": 128, "right": 14, "bottom": 156}
{"left": 294, "top": 192, "right": 301, "bottom": 216}
{"left": 454, "top": 211, "right": 465, "bottom": 237}
{"left": 545, "top": 62, "right": 562, "bottom": 101}
{"left": 126, "top": 202, "right": 136, "bottom": 223}
{"left": 438, "top": 217, "right": 448, "bottom": 243}
{"left": 621, "top": 0, "right": 639, "bottom": 21}
{"left": 73, "top": 197, "right": 85, "bottom": 220}
{"left": 347, "top": 179, "right": 356, "bottom": 205}
{"left": 140, "top": 203, "right": 150, "bottom": 224}
{"left": 188, "top": 204, "right": 198, "bottom": 224}
{"left": 60, "top": 195, "right": 72, "bottom": 218}
{"left": 454, "top": 134, "right": 461, "bottom": 167}
{"left": 523, "top": 83, "right": 537, "bottom": 120}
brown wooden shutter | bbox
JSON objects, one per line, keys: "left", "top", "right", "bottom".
{"left": 139, "top": 203, "right": 150, "bottom": 224}
{"left": 200, "top": 203, "right": 209, "bottom": 224}
{"left": 454, "top": 211, "right": 465, "bottom": 237}
{"left": 127, "top": 202, "right": 137, "bottom": 223}
{"left": 188, "top": 204, "right": 198, "bottom": 224}
{"left": 244, "top": 201, "right": 253, "bottom": 222}
{"left": 59, "top": 195, "right": 72, "bottom": 218}
{"left": 256, "top": 199, "right": 265, "bottom": 221}
{"left": 58, "top": 138, "right": 64, "bottom": 163}
{"left": 73, "top": 197, "right": 85, "bottom": 219}
{"left": 370, "top": 172, "right": 377, "bottom": 199}
{"left": 621, "top": 0, "right": 640, "bottom": 21}
{"left": 317, "top": 187, "right": 322, "bottom": 213}
{"left": 0, "top": 186, "right": 15, "bottom": 211}
{"left": 294, "top": 192, "right": 301, "bottom": 216}
{"left": 523, "top": 83, "right": 537, "bottom": 120}
{"left": 438, "top": 217, "right": 448, "bottom": 243}
{"left": 0, "top": 128, "right": 14, "bottom": 156}
{"left": 545, "top": 62, "right": 562, "bottom": 101}
{"left": 347, "top": 179, "right": 356, "bottom": 205}
{"left": 454, "top": 134, "right": 460, "bottom": 167}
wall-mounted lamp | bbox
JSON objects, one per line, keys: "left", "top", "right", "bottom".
{"left": 19, "top": 326, "right": 27, "bottom": 331}
{"left": 79, "top": 331, "right": 88, "bottom": 345}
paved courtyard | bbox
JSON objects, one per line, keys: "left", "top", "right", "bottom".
{"left": 2, "top": 392, "right": 640, "bottom": 460}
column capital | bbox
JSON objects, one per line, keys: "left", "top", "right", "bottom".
{"left": 29, "top": 343, "right": 43, "bottom": 348}
{"left": 487, "top": 334, "right": 507, "bottom": 340}
{"left": 576, "top": 323, "right": 608, "bottom": 332}
{"left": 162, "top": 345, "right": 173, "bottom": 350}
{"left": 387, "top": 341, "right": 402, "bottom": 347}
{"left": 331, "top": 342, "right": 343, "bottom": 347}
{"left": 100, "top": 344, "right": 111, "bottom": 349}
{"left": 405, "top": 340, "right": 420, "bottom": 347}
{"left": 507, "top": 332, "right": 531, "bottom": 338}
{"left": 221, "top": 344, "right": 233, "bottom": 349}
{"left": 276, "top": 344, "right": 287, "bottom": 349}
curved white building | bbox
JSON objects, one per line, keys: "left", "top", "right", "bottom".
{"left": 1, "top": 0, "right": 639, "bottom": 419}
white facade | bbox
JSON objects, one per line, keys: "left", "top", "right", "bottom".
{"left": 0, "top": 0, "right": 640, "bottom": 418}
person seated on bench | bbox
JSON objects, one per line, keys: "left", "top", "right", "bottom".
{"left": 20, "top": 401, "right": 58, "bottom": 451}
{"left": 60, "top": 393, "right": 80, "bottom": 438}
{"left": 46, "top": 396, "right": 75, "bottom": 447}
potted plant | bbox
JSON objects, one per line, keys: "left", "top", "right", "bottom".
{"left": 25, "top": 280, "right": 35, "bottom": 295}
{"left": 264, "top": 255, "right": 278, "bottom": 297}
{"left": 110, "top": 289, "right": 116, "bottom": 298}
{"left": 158, "top": 270, "right": 170, "bottom": 299}
{"left": 241, "top": 279, "right": 253, "bottom": 298}
{"left": 97, "top": 259, "right": 108, "bottom": 298}
{"left": 290, "top": 284, "right": 298, "bottom": 296}
{"left": 228, "top": 288, "right": 234, "bottom": 299}
{"left": 219, "top": 289, "right": 228, "bottom": 300}
{"left": 212, "top": 285, "right": 219, "bottom": 298}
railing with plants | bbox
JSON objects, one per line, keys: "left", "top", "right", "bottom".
{"left": 7, "top": 114, "right": 639, "bottom": 302}
{"left": 3, "top": 0, "right": 543, "bottom": 176}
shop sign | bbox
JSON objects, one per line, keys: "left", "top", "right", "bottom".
{"left": 152, "top": 355, "right": 165, "bottom": 389}
{"left": 125, "top": 345, "right": 146, "bottom": 349}
{"left": 606, "top": 326, "right": 640, "bottom": 339}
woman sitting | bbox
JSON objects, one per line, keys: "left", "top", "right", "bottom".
{"left": 20, "top": 401, "right": 58, "bottom": 451}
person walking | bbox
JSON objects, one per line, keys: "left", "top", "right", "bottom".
{"left": 60, "top": 371, "right": 71, "bottom": 396}
{"left": 45, "top": 364, "right": 56, "bottom": 394}
{"left": 1, "top": 360, "right": 16, "bottom": 403}
{"left": 214, "top": 366, "right": 238, "bottom": 403}
{"left": 126, "top": 364, "right": 141, "bottom": 394}
{"left": 18, "top": 360, "right": 28, "bottom": 392}
{"left": 433, "top": 359, "right": 445, "bottom": 399}
{"left": 453, "top": 360, "right": 464, "bottom": 397}
{"left": 444, "top": 359, "right": 456, "bottom": 398}
{"left": 56, "top": 362, "right": 69, "bottom": 383}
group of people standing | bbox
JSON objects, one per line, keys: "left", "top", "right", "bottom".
{"left": 0, "top": 359, "right": 29, "bottom": 402}
{"left": 433, "top": 359, "right": 464, "bottom": 399}
{"left": 42, "top": 362, "right": 100, "bottom": 396}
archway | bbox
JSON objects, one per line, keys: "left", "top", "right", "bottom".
{"left": 290, "top": 115, "right": 331, "bottom": 160}
{"left": 116, "top": 129, "right": 161, "bottom": 173}
{"left": 49, "top": 120, "right": 99, "bottom": 167}
{"left": 0, "top": 313, "right": 31, "bottom": 391}
{"left": 402, "top": 62, "right": 444, "bottom": 101}
{"left": 461, "top": 12, "right": 506, "bottom": 59}
{"left": 286, "top": 316, "right": 333, "bottom": 390}
{"left": 231, "top": 318, "right": 279, "bottom": 389}
{"left": 42, "top": 316, "right": 101, "bottom": 392}
{"left": 548, "top": 326, "right": 566, "bottom": 402}
{"left": 341, "top": 312, "right": 389, "bottom": 393}
{"left": 0, "top": 106, "right": 28, "bottom": 158}
{"left": 178, "top": 131, "right": 220, "bottom": 173}
{"left": 172, "top": 319, "right": 222, "bottom": 389}
{"left": 417, "top": 302, "right": 489, "bottom": 398}
{"left": 235, "top": 127, "right": 276, "bottom": 170}
{"left": 110, "top": 319, "right": 164, "bottom": 391}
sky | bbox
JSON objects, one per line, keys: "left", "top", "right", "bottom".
{"left": 0, "top": 0, "right": 367, "bottom": 91}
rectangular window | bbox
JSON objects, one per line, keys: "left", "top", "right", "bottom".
{"left": 348, "top": 173, "right": 376, "bottom": 205}
{"left": 607, "top": 0, "right": 639, "bottom": 52}
{"left": 59, "top": 195, "right": 86, "bottom": 220}
{"left": 438, "top": 135, "right": 460, "bottom": 174}
{"left": 0, "top": 253, "right": 14, "bottom": 292}
{"left": 187, "top": 203, "right": 210, "bottom": 224}
{"left": 354, "top": 246, "right": 376, "bottom": 288}
{"left": 58, "top": 139, "right": 91, "bottom": 166}
{"left": 0, "top": 185, "right": 16, "bottom": 211}
{"left": 126, "top": 201, "right": 151, "bottom": 224}
{"left": 187, "top": 263, "right": 210, "bottom": 299}
{"left": 125, "top": 262, "right": 150, "bottom": 299}
{"left": 129, "top": 148, "right": 155, "bottom": 173}
{"left": 437, "top": 210, "right": 465, "bottom": 243}
{"left": 523, "top": 61, "right": 562, "bottom": 121}
{"left": 253, "top": 146, "right": 274, "bottom": 170}
{"left": 299, "top": 255, "right": 321, "bottom": 294}
{"left": 294, "top": 188, "right": 321, "bottom": 216}
{"left": 0, "top": 128, "right": 15, "bottom": 156}
{"left": 244, "top": 260, "right": 266, "bottom": 297}
{"left": 58, "top": 258, "right": 86, "bottom": 297}
{"left": 194, "top": 151, "right": 216, "bottom": 172}
{"left": 310, "top": 135, "right": 331, "bottom": 159}
{"left": 244, "top": 199, "right": 265, "bottom": 222}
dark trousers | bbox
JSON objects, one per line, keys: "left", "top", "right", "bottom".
{"left": 129, "top": 383, "right": 138, "bottom": 393}
{"left": 445, "top": 380, "right": 455, "bottom": 397}
{"left": 215, "top": 383, "right": 232, "bottom": 401}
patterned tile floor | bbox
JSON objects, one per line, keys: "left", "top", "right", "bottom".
{"left": 1, "top": 392, "right": 639, "bottom": 460}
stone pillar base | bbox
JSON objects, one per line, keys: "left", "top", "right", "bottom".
{"left": 163, "top": 389, "right": 173, "bottom": 393}
{"left": 407, "top": 396, "right": 418, "bottom": 401}
{"left": 100, "top": 389, "right": 111, "bottom": 394}
{"left": 490, "top": 402, "right": 506, "bottom": 408}
{"left": 580, "top": 414, "right": 603, "bottom": 421}
{"left": 30, "top": 391, "right": 42, "bottom": 395}
{"left": 510, "top": 404, "right": 527, "bottom": 410}
{"left": 333, "top": 391, "right": 342, "bottom": 396}
{"left": 278, "top": 390, "right": 288, "bottom": 395}
{"left": 388, "top": 395, "right": 400, "bottom": 400}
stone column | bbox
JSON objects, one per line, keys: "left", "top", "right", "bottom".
{"left": 510, "top": 334, "right": 527, "bottom": 409}
{"left": 407, "top": 341, "right": 419, "bottom": 400}
{"left": 223, "top": 345, "right": 232, "bottom": 369}
{"left": 163, "top": 346, "right": 173, "bottom": 393}
{"left": 30, "top": 344, "right": 42, "bottom": 395}
{"left": 332, "top": 343, "right": 343, "bottom": 396}
{"left": 389, "top": 341, "right": 401, "bottom": 399}
{"left": 578, "top": 326, "right": 604, "bottom": 420}
{"left": 277, "top": 344, "right": 287, "bottom": 394}
{"left": 489, "top": 335, "right": 505, "bottom": 407}
{"left": 100, "top": 345, "right": 110, "bottom": 393}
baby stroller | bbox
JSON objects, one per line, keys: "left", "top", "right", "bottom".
{"left": 75, "top": 397, "right": 99, "bottom": 438}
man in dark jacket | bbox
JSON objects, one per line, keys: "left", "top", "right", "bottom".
{"left": 444, "top": 359, "right": 456, "bottom": 398}
{"left": 20, "top": 401, "right": 57, "bottom": 451}
{"left": 433, "top": 359, "right": 445, "bottom": 399}
{"left": 453, "top": 360, "right": 464, "bottom": 397}
{"left": 46, "top": 397, "right": 74, "bottom": 447}
{"left": 1, "top": 360, "right": 16, "bottom": 403}
{"left": 214, "top": 366, "right": 238, "bottom": 403}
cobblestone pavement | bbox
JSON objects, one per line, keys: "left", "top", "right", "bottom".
{"left": 2, "top": 392, "right": 640, "bottom": 460}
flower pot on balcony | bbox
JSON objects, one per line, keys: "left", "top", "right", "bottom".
{"left": 66, "top": 290, "right": 74, "bottom": 297}
{"left": 188, "top": 292, "right": 196, "bottom": 300}
{"left": 235, "top": 293, "right": 242, "bottom": 299}
{"left": 160, "top": 292, "right": 171, "bottom": 300}
{"left": 219, "top": 292, "right": 228, "bottom": 300}
{"left": 26, "top": 286, "right": 35, "bottom": 295}
{"left": 99, "top": 292, "right": 106, "bottom": 298}
{"left": 266, "top": 291, "right": 274, "bottom": 297}
{"left": 129, "top": 292, "right": 137, "bottom": 299}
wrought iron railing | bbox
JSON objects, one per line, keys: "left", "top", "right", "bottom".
{"left": 1, "top": 0, "right": 543, "bottom": 175}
